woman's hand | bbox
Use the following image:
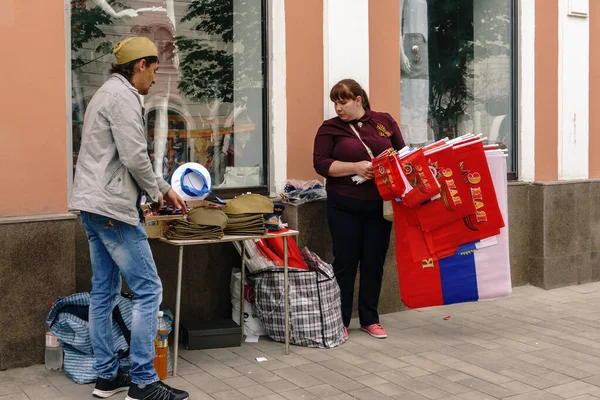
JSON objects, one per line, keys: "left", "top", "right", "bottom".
{"left": 355, "top": 161, "right": 374, "bottom": 180}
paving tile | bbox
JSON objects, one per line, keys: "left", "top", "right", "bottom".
{"left": 20, "top": 383, "right": 63, "bottom": 399}
{"left": 232, "top": 363, "right": 282, "bottom": 384}
{"left": 321, "top": 394, "right": 358, "bottom": 400}
{"left": 370, "top": 382, "right": 409, "bottom": 396}
{"left": 262, "top": 379, "right": 299, "bottom": 393}
{"left": 353, "top": 374, "right": 389, "bottom": 387}
{"left": 304, "top": 384, "right": 342, "bottom": 398}
{"left": 239, "top": 383, "right": 277, "bottom": 398}
{"left": 280, "top": 388, "right": 319, "bottom": 400}
{"left": 56, "top": 383, "right": 95, "bottom": 398}
{"left": 271, "top": 367, "right": 324, "bottom": 388}
{"left": 259, "top": 395, "right": 288, "bottom": 400}
{"left": 212, "top": 389, "right": 252, "bottom": 400}
{"left": 457, "top": 391, "right": 500, "bottom": 400}
{"left": 295, "top": 364, "right": 364, "bottom": 392}
{"left": 221, "top": 375, "right": 259, "bottom": 389}
{"left": 0, "top": 394, "right": 31, "bottom": 400}
{"left": 347, "top": 387, "right": 398, "bottom": 400}
{"left": 545, "top": 380, "right": 599, "bottom": 398}
{"left": 200, "top": 362, "right": 244, "bottom": 379}
{"left": 502, "top": 391, "right": 564, "bottom": 399}
{"left": 400, "top": 354, "right": 449, "bottom": 373}
{"left": 389, "top": 391, "right": 430, "bottom": 400}
{"left": 415, "top": 374, "right": 472, "bottom": 395}
{"left": 318, "top": 358, "right": 370, "bottom": 378}
{"left": 0, "top": 385, "right": 20, "bottom": 397}
{"left": 182, "top": 371, "right": 233, "bottom": 393}
{"left": 456, "top": 377, "right": 516, "bottom": 398}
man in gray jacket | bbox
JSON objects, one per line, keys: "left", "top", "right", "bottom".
{"left": 70, "top": 37, "right": 188, "bottom": 400}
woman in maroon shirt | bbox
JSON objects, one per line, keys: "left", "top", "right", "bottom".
{"left": 314, "top": 79, "right": 405, "bottom": 341}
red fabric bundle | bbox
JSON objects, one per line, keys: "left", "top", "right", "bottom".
{"left": 393, "top": 201, "right": 445, "bottom": 308}
{"left": 395, "top": 199, "right": 459, "bottom": 263}
{"left": 263, "top": 236, "right": 309, "bottom": 270}
{"left": 414, "top": 146, "right": 476, "bottom": 232}
{"left": 424, "top": 140, "right": 505, "bottom": 255}
{"left": 372, "top": 149, "right": 408, "bottom": 201}
{"left": 255, "top": 239, "right": 283, "bottom": 266}
{"left": 399, "top": 149, "right": 441, "bottom": 208}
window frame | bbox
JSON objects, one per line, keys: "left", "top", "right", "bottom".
{"left": 508, "top": 0, "right": 519, "bottom": 181}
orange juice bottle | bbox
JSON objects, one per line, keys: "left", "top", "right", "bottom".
{"left": 154, "top": 311, "right": 169, "bottom": 379}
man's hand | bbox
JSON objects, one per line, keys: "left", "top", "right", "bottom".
{"left": 165, "top": 189, "right": 187, "bottom": 215}
{"left": 355, "top": 161, "right": 374, "bottom": 180}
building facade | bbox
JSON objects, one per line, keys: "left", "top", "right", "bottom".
{"left": 0, "top": 0, "right": 598, "bottom": 369}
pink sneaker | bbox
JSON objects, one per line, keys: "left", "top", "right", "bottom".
{"left": 343, "top": 326, "right": 349, "bottom": 341}
{"left": 360, "top": 323, "right": 387, "bottom": 339}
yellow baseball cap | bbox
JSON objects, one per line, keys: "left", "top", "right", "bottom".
{"left": 113, "top": 37, "right": 158, "bottom": 65}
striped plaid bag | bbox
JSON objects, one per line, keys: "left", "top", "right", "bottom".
{"left": 46, "top": 292, "right": 173, "bottom": 384}
{"left": 249, "top": 249, "right": 344, "bottom": 348}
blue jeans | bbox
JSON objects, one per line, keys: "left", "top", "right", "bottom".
{"left": 80, "top": 211, "right": 162, "bottom": 385}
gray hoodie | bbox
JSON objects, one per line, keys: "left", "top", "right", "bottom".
{"left": 70, "top": 74, "right": 170, "bottom": 226}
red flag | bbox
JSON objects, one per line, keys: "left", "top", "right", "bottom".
{"left": 399, "top": 149, "right": 441, "bottom": 208}
{"left": 393, "top": 201, "right": 445, "bottom": 308}
{"left": 414, "top": 146, "right": 476, "bottom": 232}
{"left": 424, "top": 140, "right": 505, "bottom": 255}
{"left": 372, "top": 149, "right": 409, "bottom": 201}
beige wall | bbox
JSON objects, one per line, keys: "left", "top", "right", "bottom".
{"left": 0, "top": 1, "right": 67, "bottom": 216}
{"left": 369, "top": 0, "right": 401, "bottom": 123}
{"left": 534, "top": 0, "right": 559, "bottom": 181}
{"left": 285, "top": 0, "right": 324, "bottom": 181}
{"left": 590, "top": 0, "right": 600, "bottom": 178}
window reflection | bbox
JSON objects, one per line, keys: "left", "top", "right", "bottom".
{"left": 400, "top": 0, "right": 514, "bottom": 173}
{"left": 71, "top": 0, "right": 266, "bottom": 189}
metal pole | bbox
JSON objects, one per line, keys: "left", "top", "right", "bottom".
{"left": 284, "top": 236, "right": 289, "bottom": 354}
{"left": 240, "top": 242, "right": 246, "bottom": 343}
{"left": 173, "top": 245, "right": 183, "bottom": 376}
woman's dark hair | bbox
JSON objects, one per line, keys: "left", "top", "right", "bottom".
{"left": 109, "top": 56, "right": 159, "bottom": 81}
{"left": 329, "top": 79, "right": 371, "bottom": 110}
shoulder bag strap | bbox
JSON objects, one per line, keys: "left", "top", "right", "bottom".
{"left": 349, "top": 123, "right": 374, "bottom": 159}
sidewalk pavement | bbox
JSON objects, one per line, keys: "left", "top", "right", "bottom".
{"left": 5, "top": 282, "right": 600, "bottom": 399}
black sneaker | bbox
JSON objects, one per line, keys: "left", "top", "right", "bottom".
{"left": 93, "top": 369, "right": 132, "bottom": 398}
{"left": 125, "top": 381, "right": 189, "bottom": 400}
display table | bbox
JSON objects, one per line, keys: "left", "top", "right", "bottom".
{"left": 159, "top": 230, "right": 300, "bottom": 376}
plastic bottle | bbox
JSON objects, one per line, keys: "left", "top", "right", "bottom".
{"left": 45, "top": 303, "right": 63, "bottom": 370}
{"left": 154, "top": 311, "right": 169, "bottom": 380}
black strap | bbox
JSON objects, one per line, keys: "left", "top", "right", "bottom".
{"left": 60, "top": 297, "right": 132, "bottom": 359}
{"left": 112, "top": 305, "right": 131, "bottom": 359}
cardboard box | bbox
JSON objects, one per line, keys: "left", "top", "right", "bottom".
{"left": 143, "top": 214, "right": 183, "bottom": 239}
{"left": 142, "top": 199, "right": 222, "bottom": 239}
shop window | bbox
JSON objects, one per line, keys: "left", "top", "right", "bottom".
{"left": 400, "top": 0, "right": 517, "bottom": 176}
{"left": 70, "top": 0, "right": 268, "bottom": 193}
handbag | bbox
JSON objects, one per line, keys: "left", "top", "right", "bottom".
{"left": 348, "top": 123, "right": 394, "bottom": 221}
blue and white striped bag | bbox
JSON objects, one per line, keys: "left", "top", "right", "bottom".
{"left": 46, "top": 292, "right": 173, "bottom": 384}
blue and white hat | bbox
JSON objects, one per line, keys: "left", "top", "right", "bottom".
{"left": 171, "top": 162, "right": 215, "bottom": 201}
